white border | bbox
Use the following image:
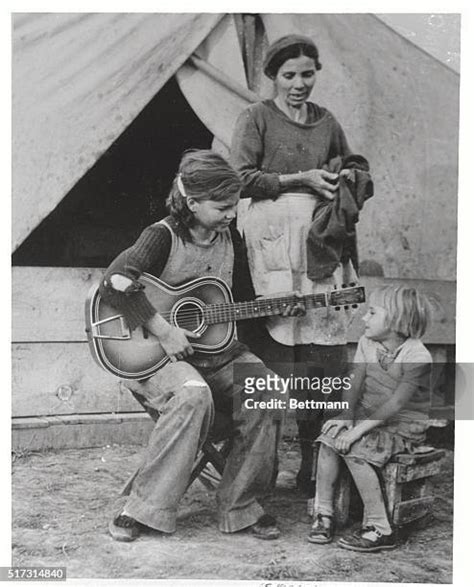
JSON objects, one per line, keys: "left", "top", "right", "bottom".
{"left": 3, "top": 3, "right": 472, "bottom": 587}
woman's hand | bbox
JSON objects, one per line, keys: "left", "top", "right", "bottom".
{"left": 334, "top": 427, "right": 363, "bottom": 453}
{"left": 322, "top": 419, "right": 353, "bottom": 437}
{"left": 301, "top": 169, "right": 339, "bottom": 200}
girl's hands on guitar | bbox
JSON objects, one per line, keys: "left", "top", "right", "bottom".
{"left": 281, "top": 291, "right": 306, "bottom": 317}
{"left": 146, "top": 313, "right": 201, "bottom": 362}
{"left": 158, "top": 326, "right": 201, "bottom": 362}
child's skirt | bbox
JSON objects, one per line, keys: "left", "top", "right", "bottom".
{"left": 316, "top": 409, "right": 429, "bottom": 468}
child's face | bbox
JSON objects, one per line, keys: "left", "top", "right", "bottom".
{"left": 362, "top": 302, "right": 391, "bottom": 342}
{"left": 188, "top": 193, "right": 239, "bottom": 233}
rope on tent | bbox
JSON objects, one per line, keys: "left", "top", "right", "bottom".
{"left": 188, "top": 54, "right": 261, "bottom": 104}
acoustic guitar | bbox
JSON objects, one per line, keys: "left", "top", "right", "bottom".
{"left": 85, "top": 273, "right": 365, "bottom": 379}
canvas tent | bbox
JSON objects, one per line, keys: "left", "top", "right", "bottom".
{"left": 12, "top": 13, "right": 459, "bottom": 448}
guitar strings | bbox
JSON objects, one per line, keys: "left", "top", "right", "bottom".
{"left": 156, "top": 291, "right": 354, "bottom": 318}
{"left": 154, "top": 291, "right": 345, "bottom": 325}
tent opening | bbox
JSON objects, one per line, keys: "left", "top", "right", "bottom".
{"left": 12, "top": 76, "right": 213, "bottom": 268}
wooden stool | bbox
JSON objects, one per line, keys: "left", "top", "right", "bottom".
{"left": 187, "top": 414, "right": 234, "bottom": 490}
{"left": 381, "top": 449, "right": 445, "bottom": 526}
{"left": 188, "top": 437, "right": 233, "bottom": 489}
{"left": 310, "top": 447, "right": 445, "bottom": 527}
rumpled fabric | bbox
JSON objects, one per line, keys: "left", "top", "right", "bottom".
{"left": 306, "top": 154, "right": 374, "bottom": 280}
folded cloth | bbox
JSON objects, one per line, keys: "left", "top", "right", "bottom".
{"left": 306, "top": 154, "right": 374, "bottom": 280}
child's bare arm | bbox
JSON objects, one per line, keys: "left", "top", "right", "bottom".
{"left": 335, "top": 363, "right": 430, "bottom": 452}
{"left": 322, "top": 363, "right": 366, "bottom": 436}
{"left": 341, "top": 362, "right": 366, "bottom": 416}
{"left": 145, "top": 313, "right": 201, "bottom": 363}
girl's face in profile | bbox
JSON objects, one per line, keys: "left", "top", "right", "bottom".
{"left": 274, "top": 54, "right": 317, "bottom": 109}
{"left": 188, "top": 193, "right": 239, "bottom": 233}
{"left": 362, "top": 300, "right": 391, "bottom": 342}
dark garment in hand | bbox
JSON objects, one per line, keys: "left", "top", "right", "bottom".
{"left": 306, "top": 154, "right": 374, "bottom": 280}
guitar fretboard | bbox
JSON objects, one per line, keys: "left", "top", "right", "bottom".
{"left": 203, "top": 293, "right": 328, "bottom": 325}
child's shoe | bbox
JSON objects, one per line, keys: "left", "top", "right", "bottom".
{"left": 307, "top": 514, "right": 334, "bottom": 544}
{"left": 248, "top": 514, "right": 281, "bottom": 540}
{"left": 108, "top": 513, "right": 142, "bottom": 542}
{"left": 337, "top": 525, "right": 396, "bottom": 552}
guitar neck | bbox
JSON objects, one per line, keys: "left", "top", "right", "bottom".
{"left": 203, "top": 293, "right": 328, "bottom": 325}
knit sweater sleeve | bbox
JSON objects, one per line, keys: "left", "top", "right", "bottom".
{"left": 230, "top": 106, "right": 281, "bottom": 200}
{"left": 328, "top": 114, "right": 352, "bottom": 159}
{"left": 99, "top": 224, "right": 172, "bottom": 330}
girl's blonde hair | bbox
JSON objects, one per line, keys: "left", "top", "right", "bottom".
{"left": 370, "top": 285, "right": 432, "bottom": 339}
{"left": 166, "top": 149, "right": 242, "bottom": 229}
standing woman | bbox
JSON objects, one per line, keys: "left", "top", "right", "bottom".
{"left": 230, "top": 35, "right": 359, "bottom": 494}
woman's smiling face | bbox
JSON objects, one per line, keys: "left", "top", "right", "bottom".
{"left": 274, "top": 54, "right": 317, "bottom": 109}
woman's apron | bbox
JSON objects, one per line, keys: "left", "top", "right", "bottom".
{"left": 238, "top": 193, "right": 357, "bottom": 346}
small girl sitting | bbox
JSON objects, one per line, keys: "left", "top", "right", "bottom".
{"left": 308, "top": 285, "right": 433, "bottom": 552}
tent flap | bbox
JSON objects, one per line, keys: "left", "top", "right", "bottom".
{"left": 12, "top": 12, "right": 223, "bottom": 251}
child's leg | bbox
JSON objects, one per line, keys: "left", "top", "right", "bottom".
{"left": 314, "top": 443, "right": 342, "bottom": 517}
{"left": 308, "top": 443, "right": 341, "bottom": 543}
{"left": 343, "top": 456, "right": 392, "bottom": 535}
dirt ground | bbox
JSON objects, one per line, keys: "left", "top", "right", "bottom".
{"left": 12, "top": 436, "right": 453, "bottom": 583}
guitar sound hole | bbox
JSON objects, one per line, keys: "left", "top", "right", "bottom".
{"left": 174, "top": 302, "right": 203, "bottom": 332}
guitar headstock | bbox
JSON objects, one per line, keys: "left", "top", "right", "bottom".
{"left": 329, "top": 283, "right": 366, "bottom": 310}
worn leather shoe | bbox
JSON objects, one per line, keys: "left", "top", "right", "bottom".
{"left": 338, "top": 526, "right": 396, "bottom": 552}
{"left": 108, "top": 513, "right": 141, "bottom": 542}
{"left": 249, "top": 514, "right": 280, "bottom": 540}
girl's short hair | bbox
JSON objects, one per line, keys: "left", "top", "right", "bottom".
{"left": 264, "top": 35, "right": 322, "bottom": 79}
{"left": 166, "top": 149, "right": 242, "bottom": 230}
{"left": 370, "top": 285, "right": 432, "bottom": 339}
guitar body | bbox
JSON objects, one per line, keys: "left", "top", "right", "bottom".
{"left": 85, "top": 274, "right": 235, "bottom": 379}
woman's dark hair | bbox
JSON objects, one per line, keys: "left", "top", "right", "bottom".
{"left": 264, "top": 39, "right": 322, "bottom": 79}
{"left": 166, "top": 149, "right": 242, "bottom": 230}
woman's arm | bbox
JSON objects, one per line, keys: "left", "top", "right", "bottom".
{"left": 279, "top": 170, "right": 340, "bottom": 200}
{"left": 231, "top": 108, "right": 340, "bottom": 200}
{"left": 328, "top": 118, "right": 352, "bottom": 160}
{"left": 230, "top": 109, "right": 281, "bottom": 199}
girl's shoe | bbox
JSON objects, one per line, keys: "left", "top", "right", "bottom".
{"left": 108, "top": 513, "right": 141, "bottom": 542}
{"left": 249, "top": 514, "right": 281, "bottom": 540}
{"left": 307, "top": 514, "right": 334, "bottom": 544}
{"left": 337, "top": 526, "right": 396, "bottom": 552}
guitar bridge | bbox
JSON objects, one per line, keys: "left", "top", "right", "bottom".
{"left": 90, "top": 315, "right": 131, "bottom": 340}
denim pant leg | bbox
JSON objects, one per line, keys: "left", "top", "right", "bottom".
{"left": 206, "top": 351, "right": 283, "bottom": 533}
{"left": 121, "top": 361, "right": 214, "bottom": 533}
